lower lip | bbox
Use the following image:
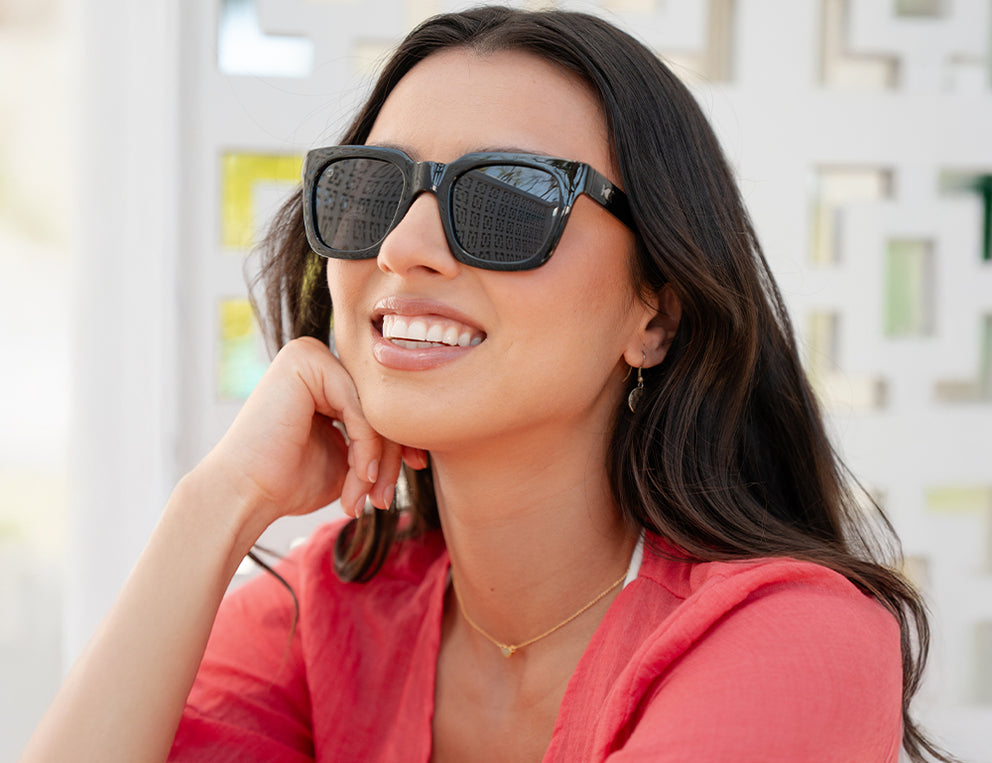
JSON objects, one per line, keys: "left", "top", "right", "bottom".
{"left": 371, "top": 331, "right": 480, "bottom": 371}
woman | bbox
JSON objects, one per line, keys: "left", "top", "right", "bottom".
{"left": 23, "top": 6, "right": 953, "bottom": 762}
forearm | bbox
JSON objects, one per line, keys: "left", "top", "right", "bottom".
{"left": 20, "top": 470, "right": 266, "bottom": 763}
{"left": 20, "top": 338, "right": 398, "bottom": 762}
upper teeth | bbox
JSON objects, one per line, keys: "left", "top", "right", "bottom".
{"left": 382, "top": 314, "right": 483, "bottom": 348}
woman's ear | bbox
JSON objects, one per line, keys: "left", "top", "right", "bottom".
{"left": 623, "top": 283, "right": 682, "bottom": 369}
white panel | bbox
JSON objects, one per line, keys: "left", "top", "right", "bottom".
{"left": 66, "top": 0, "right": 992, "bottom": 755}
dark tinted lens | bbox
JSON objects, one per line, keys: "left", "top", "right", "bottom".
{"left": 451, "top": 165, "right": 560, "bottom": 264}
{"left": 313, "top": 157, "right": 404, "bottom": 252}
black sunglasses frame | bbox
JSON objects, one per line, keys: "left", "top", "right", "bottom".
{"left": 302, "top": 145, "right": 634, "bottom": 272}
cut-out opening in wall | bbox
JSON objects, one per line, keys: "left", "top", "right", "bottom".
{"left": 972, "top": 622, "right": 992, "bottom": 704}
{"left": 221, "top": 153, "right": 303, "bottom": 250}
{"left": 806, "top": 310, "right": 888, "bottom": 410}
{"left": 218, "top": 298, "right": 270, "bottom": 402}
{"left": 934, "top": 314, "right": 992, "bottom": 403}
{"left": 820, "top": 0, "right": 899, "bottom": 89}
{"left": 218, "top": 0, "right": 314, "bottom": 78}
{"left": 900, "top": 554, "right": 931, "bottom": 592}
{"left": 925, "top": 486, "right": 992, "bottom": 575}
{"left": 884, "top": 238, "right": 934, "bottom": 337}
{"left": 657, "top": 0, "right": 736, "bottom": 85}
{"left": 807, "top": 311, "right": 840, "bottom": 376}
{"left": 940, "top": 171, "right": 992, "bottom": 262}
{"left": 895, "top": 0, "right": 946, "bottom": 17}
{"left": 351, "top": 39, "right": 395, "bottom": 78}
{"left": 925, "top": 485, "right": 992, "bottom": 514}
{"left": 601, "top": 0, "right": 658, "bottom": 12}
{"left": 809, "top": 167, "right": 893, "bottom": 265}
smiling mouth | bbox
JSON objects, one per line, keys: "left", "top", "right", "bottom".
{"left": 380, "top": 314, "right": 485, "bottom": 349}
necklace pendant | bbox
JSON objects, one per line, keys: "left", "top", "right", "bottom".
{"left": 500, "top": 645, "right": 516, "bottom": 657}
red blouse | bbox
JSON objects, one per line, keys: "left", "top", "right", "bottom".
{"left": 170, "top": 520, "right": 902, "bottom": 762}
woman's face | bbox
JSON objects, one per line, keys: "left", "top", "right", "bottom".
{"left": 326, "top": 47, "right": 655, "bottom": 453}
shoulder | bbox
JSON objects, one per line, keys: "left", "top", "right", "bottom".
{"left": 632, "top": 539, "right": 901, "bottom": 657}
{"left": 595, "top": 542, "right": 903, "bottom": 761}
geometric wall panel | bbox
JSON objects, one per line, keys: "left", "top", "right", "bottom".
{"left": 885, "top": 238, "right": 934, "bottom": 337}
{"left": 820, "top": 0, "right": 898, "bottom": 88}
{"left": 940, "top": 171, "right": 992, "bottom": 262}
{"left": 934, "top": 315, "right": 992, "bottom": 403}
{"left": 974, "top": 621, "right": 992, "bottom": 704}
{"left": 925, "top": 485, "right": 992, "bottom": 572}
{"left": 809, "top": 167, "right": 893, "bottom": 264}
{"left": 644, "top": 0, "right": 736, "bottom": 83}
{"left": 183, "top": 1, "right": 992, "bottom": 756}
{"left": 895, "top": 0, "right": 944, "bottom": 17}
{"left": 807, "top": 310, "right": 888, "bottom": 411}
{"left": 218, "top": 0, "right": 314, "bottom": 77}
{"left": 217, "top": 297, "right": 268, "bottom": 401}
{"left": 220, "top": 152, "right": 302, "bottom": 250}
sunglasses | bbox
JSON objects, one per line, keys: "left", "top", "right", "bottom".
{"left": 302, "top": 145, "right": 633, "bottom": 271}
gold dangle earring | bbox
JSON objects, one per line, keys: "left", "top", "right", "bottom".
{"left": 628, "top": 352, "right": 645, "bottom": 413}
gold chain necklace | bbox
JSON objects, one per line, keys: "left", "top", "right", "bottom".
{"left": 451, "top": 569, "right": 629, "bottom": 657}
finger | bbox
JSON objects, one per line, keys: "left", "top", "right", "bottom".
{"left": 304, "top": 415, "right": 350, "bottom": 507}
{"left": 402, "top": 446, "right": 429, "bottom": 470}
{"left": 339, "top": 465, "right": 371, "bottom": 519}
{"left": 336, "top": 410, "right": 382, "bottom": 485}
{"left": 295, "top": 340, "right": 385, "bottom": 487}
{"left": 370, "top": 439, "right": 404, "bottom": 509}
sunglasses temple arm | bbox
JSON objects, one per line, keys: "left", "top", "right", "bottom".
{"left": 583, "top": 167, "right": 634, "bottom": 229}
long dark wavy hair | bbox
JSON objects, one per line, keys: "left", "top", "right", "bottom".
{"left": 252, "top": 6, "right": 954, "bottom": 761}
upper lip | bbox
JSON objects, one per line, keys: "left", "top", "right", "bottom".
{"left": 370, "top": 295, "right": 485, "bottom": 334}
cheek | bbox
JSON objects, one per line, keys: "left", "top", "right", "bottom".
{"left": 535, "top": 234, "right": 641, "bottom": 332}
{"left": 325, "top": 262, "right": 368, "bottom": 358}
{"left": 325, "top": 260, "right": 348, "bottom": 304}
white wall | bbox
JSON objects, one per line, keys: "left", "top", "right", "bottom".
{"left": 3, "top": 0, "right": 990, "bottom": 759}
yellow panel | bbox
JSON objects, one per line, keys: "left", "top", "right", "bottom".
{"left": 221, "top": 153, "right": 302, "bottom": 250}
{"left": 220, "top": 298, "right": 255, "bottom": 340}
{"left": 218, "top": 298, "right": 269, "bottom": 400}
{"left": 925, "top": 486, "right": 992, "bottom": 514}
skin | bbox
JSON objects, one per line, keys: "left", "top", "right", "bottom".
{"left": 327, "top": 48, "right": 679, "bottom": 761}
{"left": 20, "top": 47, "right": 679, "bottom": 763}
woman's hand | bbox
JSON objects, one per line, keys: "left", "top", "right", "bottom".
{"left": 18, "top": 336, "right": 428, "bottom": 763}
{"left": 196, "top": 336, "right": 426, "bottom": 534}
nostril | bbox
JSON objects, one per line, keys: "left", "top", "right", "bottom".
{"left": 375, "top": 194, "right": 457, "bottom": 277}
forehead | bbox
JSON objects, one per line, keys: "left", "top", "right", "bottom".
{"left": 366, "top": 47, "right": 612, "bottom": 173}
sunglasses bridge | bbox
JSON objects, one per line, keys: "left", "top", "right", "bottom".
{"left": 407, "top": 159, "right": 453, "bottom": 203}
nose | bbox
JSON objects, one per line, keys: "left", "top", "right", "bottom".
{"left": 376, "top": 192, "right": 460, "bottom": 279}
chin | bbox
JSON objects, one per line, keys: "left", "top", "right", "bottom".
{"left": 361, "top": 392, "right": 452, "bottom": 452}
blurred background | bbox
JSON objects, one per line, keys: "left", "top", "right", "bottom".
{"left": 1, "top": 0, "right": 990, "bottom": 759}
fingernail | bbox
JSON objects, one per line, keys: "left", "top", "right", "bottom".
{"left": 367, "top": 459, "right": 379, "bottom": 483}
{"left": 354, "top": 493, "right": 368, "bottom": 518}
{"left": 383, "top": 483, "right": 395, "bottom": 508}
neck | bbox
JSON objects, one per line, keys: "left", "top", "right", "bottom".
{"left": 430, "top": 425, "right": 637, "bottom": 656}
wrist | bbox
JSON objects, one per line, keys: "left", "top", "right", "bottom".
{"left": 168, "top": 464, "right": 275, "bottom": 576}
